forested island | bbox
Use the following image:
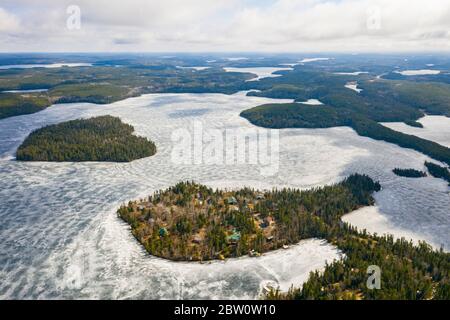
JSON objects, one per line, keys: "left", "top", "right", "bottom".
{"left": 404, "top": 120, "right": 424, "bottom": 128}
{"left": 16, "top": 116, "right": 156, "bottom": 162}
{"left": 425, "top": 161, "right": 450, "bottom": 185}
{"left": 118, "top": 174, "right": 380, "bottom": 261}
{"left": 393, "top": 168, "right": 427, "bottom": 178}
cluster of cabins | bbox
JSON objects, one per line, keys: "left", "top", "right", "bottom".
{"left": 224, "top": 194, "right": 276, "bottom": 245}
{"left": 132, "top": 190, "right": 277, "bottom": 253}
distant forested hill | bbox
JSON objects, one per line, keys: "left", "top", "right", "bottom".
{"left": 0, "top": 64, "right": 252, "bottom": 119}
{"left": 0, "top": 93, "right": 50, "bottom": 120}
{"left": 16, "top": 116, "right": 156, "bottom": 162}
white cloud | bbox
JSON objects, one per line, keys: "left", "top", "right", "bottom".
{"left": 0, "top": 0, "right": 450, "bottom": 52}
{"left": 0, "top": 7, "right": 19, "bottom": 32}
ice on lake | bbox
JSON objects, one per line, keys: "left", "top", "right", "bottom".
{"left": 224, "top": 67, "right": 293, "bottom": 81}
{"left": 0, "top": 91, "right": 449, "bottom": 299}
{"left": 382, "top": 116, "right": 450, "bottom": 148}
{"left": 395, "top": 69, "right": 441, "bottom": 76}
{"left": 176, "top": 66, "right": 210, "bottom": 71}
{"left": 299, "top": 58, "right": 331, "bottom": 63}
{"left": 2, "top": 89, "right": 49, "bottom": 93}
{"left": 345, "top": 82, "right": 363, "bottom": 93}
{"left": 0, "top": 63, "right": 92, "bottom": 70}
{"left": 298, "top": 99, "right": 324, "bottom": 105}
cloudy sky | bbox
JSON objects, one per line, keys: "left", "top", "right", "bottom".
{"left": 1, "top": 0, "right": 450, "bottom": 52}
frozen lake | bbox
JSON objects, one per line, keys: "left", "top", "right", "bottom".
{"left": 342, "top": 206, "right": 440, "bottom": 248}
{"left": 0, "top": 63, "right": 92, "bottom": 70}
{"left": 0, "top": 92, "right": 449, "bottom": 299}
{"left": 335, "top": 72, "right": 368, "bottom": 76}
{"left": 299, "top": 58, "right": 330, "bottom": 63}
{"left": 2, "top": 89, "right": 49, "bottom": 93}
{"left": 395, "top": 69, "right": 441, "bottom": 76}
{"left": 223, "top": 67, "right": 293, "bottom": 81}
{"left": 298, "top": 99, "right": 324, "bottom": 105}
{"left": 345, "top": 82, "right": 363, "bottom": 93}
{"left": 382, "top": 116, "right": 450, "bottom": 148}
{"left": 176, "top": 66, "right": 210, "bottom": 71}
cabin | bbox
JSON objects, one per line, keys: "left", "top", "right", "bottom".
{"left": 265, "top": 216, "right": 275, "bottom": 225}
{"left": 249, "top": 249, "right": 261, "bottom": 257}
{"left": 227, "top": 196, "right": 238, "bottom": 205}
{"left": 192, "top": 235, "right": 202, "bottom": 244}
{"left": 227, "top": 229, "right": 241, "bottom": 244}
{"left": 159, "top": 227, "right": 168, "bottom": 237}
{"left": 229, "top": 205, "right": 239, "bottom": 212}
{"left": 260, "top": 216, "right": 275, "bottom": 229}
{"left": 260, "top": 221, "right": 269, "bottom": 229}
{"left": 145, "top": 202, "right": 153, "bottom": 209}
